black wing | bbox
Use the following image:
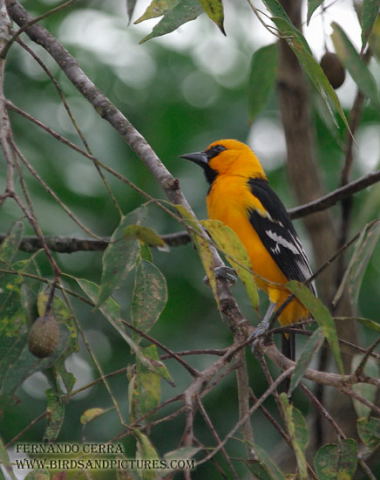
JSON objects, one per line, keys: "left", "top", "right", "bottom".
{"left": 248, "top": 178, "right": 316, "bottom": 295}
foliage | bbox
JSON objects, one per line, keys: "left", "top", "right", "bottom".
{"left": 0, "top": 0, "right": 380, "bottom": 479}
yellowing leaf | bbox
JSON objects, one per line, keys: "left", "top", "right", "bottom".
{"left": 135, "top": 0, "right": 179, "bottom": 23}
{"left": 202, "top": 219, "right": 259, "bottom": 309}
{"left": 80, "top": 407, "right": 107, "bottom": 424}
{"left": 128, "top": 345, "right": 162, "bottom": 422}
{"left": 314, "top": 439, "right": 358, "bottom": 480}
{"left": 124, "top": 225, "right": 166, "bottom": 248}
{"left": 197, "top": 0, "right": 225, "bottom": 34}
{"left": 357, "top": 417, "right": 380, "bottom": 451}
{"left": 369, "top": 15, "right": 380, "bottom": 60}
{"left": 44, "top": 389, "right": 65, "bottom": 442}
{"left": 175, "top": 205, "right": 219, "bottom": 307}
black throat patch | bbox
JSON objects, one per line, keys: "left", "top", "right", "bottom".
{"left": 203, "top": 144, "right": 227, "bottom": 185}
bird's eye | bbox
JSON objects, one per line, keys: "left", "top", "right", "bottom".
{"left": 205, "top": 144, "right": 226, "bottom": 160}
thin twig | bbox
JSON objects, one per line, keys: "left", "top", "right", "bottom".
{"left": 289, "top": 171, "right": 380, "bottom": 219}
{"left": 5, "top": 411, "right": 48, "bottom": 448}
{"left": 1, "top": 0, "right": 77, "bottom": 58}
{"left": 197, "top": 367, "right": 295, "bottom": 466}
{"left": 197, "top": 397, "right": 240, "bottom": 479}
{"left": 354, "top": 336, "right": 380, "bottom": 377}
{"left": 120, "top": 319, "right": 200, "bottom": 378}
{"left": 16, "top": 38, "right": 123, "bottom": 217}
{"left": 12, "top": 140, "right": 102, "bottom": 240}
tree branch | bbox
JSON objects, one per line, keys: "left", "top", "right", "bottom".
{"left": 289, "top": 170, "right": 380, "bottom": 219}
{"left": 2, "top": 169, "right": 380, "bottom": 253}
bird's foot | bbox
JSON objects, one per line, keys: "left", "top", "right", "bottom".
{"left": 214, "top": 266, "right": 237, "bottom": 284}
{"left": 250, "top": 303, "right": 276, "bottom": 353}
{"left": 250, "top": 319, "right": 271, "bottom": 353}
{"left": 203, "top": 266, "right": 237, "bottom": 286}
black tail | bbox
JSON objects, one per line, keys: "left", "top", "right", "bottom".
{"left": 281, "top": 333, "right": 295, "bottom": 361}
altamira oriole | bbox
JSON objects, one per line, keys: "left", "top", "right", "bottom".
{"left": 181, "top": 139, "right": 316, "bottom": 359}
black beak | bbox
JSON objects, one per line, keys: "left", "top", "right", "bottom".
{"left": 180, "top": 151, "right": 208, "bottom": 167}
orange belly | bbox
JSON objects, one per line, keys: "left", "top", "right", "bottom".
{"left": 207, "top": 175, "right": 309, "bottom": 326}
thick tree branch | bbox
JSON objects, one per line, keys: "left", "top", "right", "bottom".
{"left": 3, "top": 170, "right": 379, "bottom": 253}
{"left": 262, "top": 342, "right": 380, "bottom": 390}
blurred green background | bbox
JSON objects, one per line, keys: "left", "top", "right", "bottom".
{"left": 1, "top": 0, "right": 380, "bottom": 478}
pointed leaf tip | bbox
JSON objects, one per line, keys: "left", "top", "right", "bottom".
{"left": 198, "top": 0, "right": 225, "bottom": 34}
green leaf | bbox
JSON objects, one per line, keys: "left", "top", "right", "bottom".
{"left": 97, "top": 206, "right": 147, "bottom": 307}
{"left": 128, "top": 345, "right": 161, "bottom": 422}
{"left": 351, "top": 355, "right": 379, "bottom": 419}
{"left": 334, "top": 220, "right": 380, "bottom": 308}
{"left": 355, "top": 316, "right": 380, "bottom": 333}
{"left": 287, "top": 281, "right": 344, "bottom": 374}
{"left": 134, "top": 430, "right": 160, "bottom": 480}
{"left": 361, "top": 0, "right": 380, "bottom": 46}
{"left": 314, "top": 439, "right": 358, "bottom": 480}
{"left": 0, "top": 436, "right": 17, "bottom": 480}
{"left": 140, "top": 0, "right": 203, "bottom": 43}
{"left": 197, "top": 0, "right": 225, "bottom": 34}
{"left": 248, "top": 43, "right": 278, "bottom": 123}
{"left": 131, "top": 259, "right": 167, "bottom": 338}
{"left": 77, "top": 278, "right": 173, "bottom": 384}
{"left": 247, "top": 444, "right": 286, "bottom": 480}
{"left": 176, "top": 206, "right": 219, "bottom": 307}
{"left": 164, "top": 446, "right": 200, "bottom": 462}
{"left": 247, "top": 462, "right": 275, "bottom": 480}
{"left": 262, "top": 0, "right": 349, "bottom": 130}
{"left": 202, "top": 219, "right": 259, "bottom": 309}
{"left": 357, "top": 416, "right": 380, "bottom": 451}
{"left": 289, "top": 328, "right": 325, "bottom": 395}
{"left": 135, "top": 0, "right": 179, "bottom": 23}
{"left": 43, "top": 389, "right": 65, "bottom": 442}
{"left": 126, "top": 0, "right": 139, "bottom": 22}
{"left": 0, "top": 221, "right": 24, "bottom": 265}
{"left": 279, "top": 393, "right": 309, "bottom": 480}
{"left": 307, "top": 0, "right": 323, "bottom": 25}
{"left": 332, "top": 23, "right": 380, "bottom": 108}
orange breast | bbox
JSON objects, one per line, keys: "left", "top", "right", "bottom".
{"left": 206, "top": 174, "right": 309, "bottom": 325}
{"left": 207, "top": 175, "right": 287, "bottom": 289}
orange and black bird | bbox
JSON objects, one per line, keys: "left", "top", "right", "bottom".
{"left": 181, "top": 139, "right": 316, "bottom": 359}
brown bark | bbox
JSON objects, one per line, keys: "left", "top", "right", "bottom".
{"left": 277, "top": 0, "right": 357, "bottom": 444}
